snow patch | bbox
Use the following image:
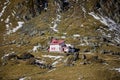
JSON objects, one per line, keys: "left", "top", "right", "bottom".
{"left": 114, "top": 68, "right": 120, "bottom": 73}
{"left": 73, "top": 34, "right": 80, "bottom": 37}
{"left": 19, "top": 77, "right": 26, "bottom": 80}
{"left": 1, "top": 52, "right": 15, "bottom": 60}
{"left": 50, "top": 2, "right": 61, "bottom": 33}
{"left": 82, "top": 6, "right": 86, "bottom": 13}
{"left": 1, "top": 19, "right": 3, "bottom": 21}
{"left": 42, "top": 55, "right": 64, "bottom": 60}
{"left": 5, "top": 16, "right": 12, "bottom": 33}
{"left": 4, "top": 0, "right": 10, "bottom": 5}
{"left": 80, "top": 43, "right": 86, "bottom": 46}
{"left": 42, "top": 55, "right": 64, "bottom": 67}
{"left": 11, "top": 10, "right": 16, "bottom": 17}
{"left": 89, "top": 12, "right": 108, "bottom": 25}
{"left": 52, "top": 58, "right": 62, "bottom": 67}
{"left": 50, "top": 14, "right": 61, "bottom": 32}
{"left": 89, "top": 12, "right": 120, "bottom": 31}
{"left": 52, "top": 61, "right": 59, "bottom": 66}
{"left": 103, "top": 62, "right": 109, "bottom": 65}
{"left": 89, "top": 12, "right": 120, "bottom": 44}
{"left": 0, "top": 0, "right": 10, "bottom": 18}
{"left": 33, "top": 44, "right": 41, "bottom": 52}
{"left": 7, "top": 21, "right": 24, "bottom": 35}
{"left": 63, "top": 33, "right": 67, "bottom": 35}
{"left": 35, "top": 59, "right": 45, "bottom": 64}
{"left": 12, "top": 22, "right": 24, "bottom": 33}
{"left": 48, "top": 68, "right": 56, "bottom": 73}
{"left": 0, "top": 6, "right": 7, "bottom": 18}
{"left": 11, "top": 13, "right": 15, "bottom": 17}
{"left": 61, "top": 36, "right": 66, "bottom": 39}
{"left": 19, "top": 77, "right": 31, "bottom": 80}
{"left": 81, "top": 24, "right": 84, "bottom": 27}
{"left": 13, "top": 10, "right": 16, "bottom": 14}
{"left": 5, "top": 15, "right": 10, "bottom": 23}
{"left": 6, "top": 24, "right": 9, "bottom": 28}
{"left": 66, "top": 44, "right": 73, "bottom": 47}
{"left": 50, "top": 23, "right": 59, "bottom": 32}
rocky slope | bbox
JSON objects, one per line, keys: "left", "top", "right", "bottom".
{"left": 0, "top": 0, "right": 120, "bottom": 80}
{"left": 92, "top": 0, "right": 120, "bottom": 44}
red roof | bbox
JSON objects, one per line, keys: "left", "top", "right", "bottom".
{"left": 50, "top": 39, "right": 64, "bottom": 45}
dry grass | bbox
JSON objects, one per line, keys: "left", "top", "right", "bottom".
{"left": 28, "top": 54, "right": 120, "bottom": 80}
{"left": 0, "top": 0, "right": 120, "bottom": 80}
{"left": 0, "top": 50, "right": 120, "bottom": 80}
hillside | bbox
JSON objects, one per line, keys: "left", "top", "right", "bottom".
{"left": 0, "top": 0, "right": 120, "bottom": 80}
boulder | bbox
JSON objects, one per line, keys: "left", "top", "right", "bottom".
{"left": 89, "top": 55, "right": 104, "bottom": 63}
{"left": 35, "top": 59, "right": 52, "bottom": 69}
{"left": 83, "top": 49, "right": 90, "bottom": 53}
{"left": 64, "top": 55, "right": 75, "bottom": 66}
{"left": 1, "top": 52, "right": 18, "bottom": 65}
{"left": 26, "top": 58, "right": 36, "bottom": 65}
{"left": 81, "top": 54, "right": 87, "bottom": 60}
{"left": 18, "top": 53, "right": 34, "bottom": 60}
{"left": 111, "top": 52, "right": 120, "bottom": 55}
{"left": 73, "top": 52, "right": 79, "bottom": 61}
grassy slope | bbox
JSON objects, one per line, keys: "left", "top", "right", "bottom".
{"left": 1, "top": 53, "right": 120, "bottom": 80}
{"left": 0, "top": 0, "right": 120, "bottom": 80}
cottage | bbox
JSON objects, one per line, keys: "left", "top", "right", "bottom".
{"left": 49, "top": 39, "right": 74, "bottom": 53}
{"left": 48, "top": 39, "right": 76, "bottom": 53}
{"left": 49, "top": 39, "right": 65, "bottom": 52}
